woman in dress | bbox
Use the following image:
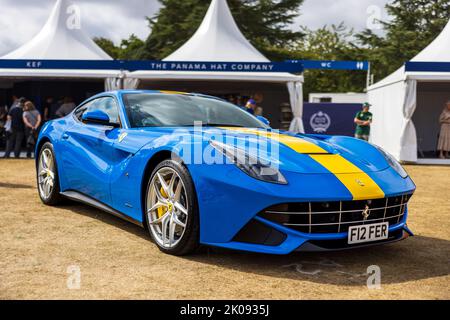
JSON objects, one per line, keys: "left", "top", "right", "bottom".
{"left": 438, "top": 100, "right": 450, "bottom": 159}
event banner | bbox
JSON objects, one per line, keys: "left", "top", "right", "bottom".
{"left": 303, "top": 103, "right": 362, "bottom": 136}
{"left": 0, "top": 59, "right": 370, "bottom": 72}
{"left": 0, "top": 59, "right": 304, "bottom": 73}
{"left": 405, "top": 61, "right": 450, "bottom": 72}
{"left": 286, "top": 60, "right": 369, "bottom": 71}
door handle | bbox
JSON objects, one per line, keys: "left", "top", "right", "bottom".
{"left": 62, "top": 133, "right": 69, "bottom": 140}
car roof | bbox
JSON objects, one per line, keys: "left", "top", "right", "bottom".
{"left": 95, "top": 90, "right": 223, "bottom": 101}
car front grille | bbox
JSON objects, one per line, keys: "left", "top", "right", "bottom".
{"left": 258, "top": 194, "right": 413, "bottom": 234}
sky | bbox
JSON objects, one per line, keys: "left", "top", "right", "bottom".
{"left": 0, "top": 0, "right": 391, "bottom": 56}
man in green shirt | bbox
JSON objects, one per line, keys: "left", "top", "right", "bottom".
{"left": 354, "top": 102, "right": 373, "bottom": 141}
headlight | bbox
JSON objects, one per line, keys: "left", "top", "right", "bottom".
{"left": 210, "top": 140, "right": 287, "bottom": 184}
{"left": 374, "top": 145, "right": 408, "bottom": 178}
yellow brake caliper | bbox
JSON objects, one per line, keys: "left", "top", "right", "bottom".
{"left": 157, "top": 187, "right": 169, "bottom": 218}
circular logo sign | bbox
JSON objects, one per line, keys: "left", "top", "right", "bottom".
{"left": 309, "top": 111, "right": 331, "bottom": 133}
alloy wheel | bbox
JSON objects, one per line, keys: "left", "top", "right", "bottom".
{"left": 38, "top": 148, "right": 55, "bottom": 200}
{"left": 146, "top": 167, "right": 189, "bottom": 248}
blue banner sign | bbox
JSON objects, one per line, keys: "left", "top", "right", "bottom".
{"left": 0, "top": 59, "right": 369, "bottom": 72}
{"left": 405, "top": 61, "right": 450, "bottom": 72}
{"left": 0, "top": 59, "right": 304, "bottom": 73}
{"left": 286, "top": 60, "right": 369, "bottom": 71}
{"left": 303, "top": 103, "right": 362, "bottom": 136}
{"left": 0, "top": 59, "right": 125, "bottom": 70}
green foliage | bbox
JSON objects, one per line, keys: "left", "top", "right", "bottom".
{"left": 94, "top": 37, "right": 121, "bottom": 59}
{"left": 93, "top": 0, "right": 450, "bottom": 97}
{"left": 119, "top": 35, "right": 146, "bottom": 60}
{"left": 289, "top": 23, "right": 368, "bottom": 98}
{"left": 138, "top": 0, "right": 304, "bottom": 60}
{"left": 357, "top": 0, "right": 450, "bottom": 83}
{"left": 94, "top": 34, "right": 145, "bottom": 60}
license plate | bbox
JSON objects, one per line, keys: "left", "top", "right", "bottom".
{"left": 348, "top": 222, "right": 389, "bottom": 244}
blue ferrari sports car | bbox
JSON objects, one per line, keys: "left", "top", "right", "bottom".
{"left": 36, "top": 90, "right": 415, "bottom": 255}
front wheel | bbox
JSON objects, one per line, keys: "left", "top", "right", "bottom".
{"left": 37, "top": 142, "right": 63, "bottom": 205}
{"left": 145, "top": 160, "right": 199, "bottom": 255}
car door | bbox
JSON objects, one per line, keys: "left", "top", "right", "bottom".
{"left": 60, "top": 96, "right": 121, "bottom": 205}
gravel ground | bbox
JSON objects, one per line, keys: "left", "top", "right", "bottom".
{"left": 0, "top": 160, "right": 449, "bottom": 299}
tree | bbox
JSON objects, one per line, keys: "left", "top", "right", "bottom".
{"left": 138, "top": 0, "right": 304, "bottom": 60}
{"left": 290, "top": 23, "right": 369, "bottom": 98}
{"left": 357, "top": 0, "right": 450, "bottom": 82}
{"left": 94, "top": 37, "right": 121, "bottom": 59}
{"left": 94, "top": 34, "right": 145, "bottom": 60}
{"left": 119, "top": 35, "right": 146, "bottom": 60}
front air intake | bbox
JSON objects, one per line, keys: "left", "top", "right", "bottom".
{"left": 258, "top": 194, "right": 413, "bottom": 234}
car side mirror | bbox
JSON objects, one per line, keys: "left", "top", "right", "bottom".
{"left": 256, "top": 115, "right": 270, "bottom": 126}
{"left": 82, "top": 110, "right": 118, "bottom": 127}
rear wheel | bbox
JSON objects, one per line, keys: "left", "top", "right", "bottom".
{"left": 37, "top": 142, "right": 63, "bottom": 205}
{"left": 145, "top": 160, "right": 199, "bottom": 255}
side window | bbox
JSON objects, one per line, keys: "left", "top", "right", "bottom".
{"left": 95, "top": 97, "right": 120, "bottom": 125}
{"left": 74, "top": 100, "right": 96, "bottom": 121}
{"left": 74, "top": 97, "right": 120, "bottom": 126}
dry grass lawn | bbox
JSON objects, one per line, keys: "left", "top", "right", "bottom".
{"left": 0, "top": 160, "right": 449, "bottom": 299}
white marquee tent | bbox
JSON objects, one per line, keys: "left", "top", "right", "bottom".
{"left": 0, "top": 0, "right": 120, "bottom": 81}
{"left": 368, "top": 19, "right": 450, "bottom": 163}
{"left": 128, "top": 0, "right": 305, "bottom": 132}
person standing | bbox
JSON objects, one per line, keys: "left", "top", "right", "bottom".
{"left": 438, "top": 100, "right": 450, "bottom": 159}
{"left": 23, "top": 101, "right": 42, "bottom": 158}
{"left": 242, "top": 98, "right": 256, "bottom": 114}
{"left": 0, "top": 105, "right": 8, "bottom": 149}
{"left": 55, "top": 97, "right": 76, "bottom": 118}
{"left": 4, "top": 98, "right": 25, "bottom": 158}
{"left": 9, "top": 95, "right": 20, "bottom": 110}
{"left": 354, "top": 102, "right": 373, "bottom": 141}
{"left": 252, "top": 92, "right": 264, "bottom": 116}
{"left": 43, "top": 96, "right": 60, "bottom": 121}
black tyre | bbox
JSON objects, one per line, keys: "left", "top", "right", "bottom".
{"left": 145, "top": 159, "right": 199, "bottom": 255}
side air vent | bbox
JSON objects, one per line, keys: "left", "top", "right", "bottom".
{"left": 233, "top": 219, "right": 286, "bottom": 246}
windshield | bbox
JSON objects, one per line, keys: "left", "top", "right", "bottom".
{"left": 122, "top": 93, "right": 267, "bottom": 128}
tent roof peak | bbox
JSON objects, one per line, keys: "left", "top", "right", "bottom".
{"left": 163, "top": 0, "right": 269, "bottom": 62}
{"left": 369, "top": 18, "right": 450, "bottom": 90}
{"left": 1, "top": 0, "right": 112, "bottom": 60}
{"left": 412, "top": 19, "right": 450, "bottom": 62}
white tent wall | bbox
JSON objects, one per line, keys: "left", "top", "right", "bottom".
{"left": 400, "top": 80, "right": 417, "bottom": 161}
{"left": 368, "top": 80, "right": 407, "bottom": 160}
{"left": 105, "top": 77, "right": 123, "bottom": 91}
{"left": 287, "top": 81, "right": 304, "bottom": 133}
{"left": 368, "top": 19, "right": 450, "bottom": 163}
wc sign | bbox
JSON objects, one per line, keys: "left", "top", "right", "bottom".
{"left": 287, "top": 60, "right": 369, "bottom": 71}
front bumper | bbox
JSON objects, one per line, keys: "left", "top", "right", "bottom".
{"left": 189, "top": 163, "right": 416, "bottom": 255}
{"left": 203, "top": 209, "right": 413, "bottom": 254}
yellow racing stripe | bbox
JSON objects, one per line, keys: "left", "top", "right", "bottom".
{"left": 309, "top": 154, "right": 385, "bottom": 200}
{"left": 220, "top": 127, "right": 327, "bottom": 154}
{"left": 220, "top": 127, "right": 385, "bottom": 200}
{"left": 159, "top": 90, "right": 188, "bottom": 95}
